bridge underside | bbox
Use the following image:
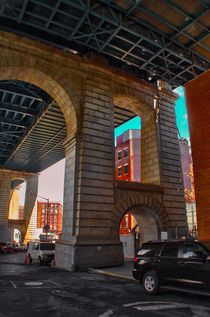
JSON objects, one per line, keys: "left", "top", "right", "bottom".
{"left": 1, "top": 0, "right": 209, "bottom": 268}
{"left": 0, "top": 1, "right": 209, "bottom": 89}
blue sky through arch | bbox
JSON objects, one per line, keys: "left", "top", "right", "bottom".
{"left": 114, "top": 86, "right": 190, "bottom": 141}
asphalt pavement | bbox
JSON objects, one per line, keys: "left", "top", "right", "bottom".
{"left": 0, "top": 253, "right": 210, "bottom": 317}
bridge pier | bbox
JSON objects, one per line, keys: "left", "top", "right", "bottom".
{"left": 0, "top": 169, "right": 38, "bottom": 242}
{"left": 55, "top": 71, "right": 124, "bottom": 270}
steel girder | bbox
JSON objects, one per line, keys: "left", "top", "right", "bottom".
{"left": 0, "top": 0, "right": 209, "bottom": 88}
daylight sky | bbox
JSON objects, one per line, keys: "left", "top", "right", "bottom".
{"left": 36, "top": 86, "right": 190, "bottom": 203}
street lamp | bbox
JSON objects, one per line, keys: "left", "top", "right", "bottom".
{"left": 38, "top": 196, "right": 50, "bottom": 239}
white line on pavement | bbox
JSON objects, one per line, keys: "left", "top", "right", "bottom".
{"left": 10, "top": 281, "right": 17, "bottom": 289}
{"left": 98, "top": 309, "right": 114, "bottom": 317}
{"left": 133, "top": 303, "right": 188, "bottom": 311}
{"left": 48, "top": 280, "right": 61, "bottom": 288}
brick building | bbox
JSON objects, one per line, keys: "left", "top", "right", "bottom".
{"left": 115, "top": 129, "right": 141, "bottom": 182}
{"left": 179, "top": 138, "right": 197, "bottom": 236}
{"left": 37, "top": 202, "right": 62, "bottom": 237}
{"left": 115, "top": 129, "right": 141, "bottom": 258}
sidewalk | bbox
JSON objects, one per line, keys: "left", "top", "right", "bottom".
{"left": 89, "top": 260, "right": 135, "bottom": 281}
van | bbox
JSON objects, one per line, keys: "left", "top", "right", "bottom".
{"left": 27, "top": 241, "right": 55, "bottom": 265}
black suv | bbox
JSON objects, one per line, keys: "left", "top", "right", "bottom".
{"left": 133, "top": 240, "right": 210, "bottom": 295}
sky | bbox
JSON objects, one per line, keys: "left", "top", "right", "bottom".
{"left": 30, "top": 85, "right": 189, "bottom": 203}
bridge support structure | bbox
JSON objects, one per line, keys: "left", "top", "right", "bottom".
{"left": 0, "top": 169, "right": 39, "bottom": 243}
{"left": 0, "top": 32, "right": 187, "bottom": 270}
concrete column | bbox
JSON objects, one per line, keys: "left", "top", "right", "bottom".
{"left": 0, "top": 174, "right": 12, "bottom": 241}
{"left": 158, "top": 94, "right": 188, "bottom": 238}
{"left": 141, "top": 111, "right": 160, "bottom": 184}
{"left": 55, "top": 135, "right": 80, "bottom": 271}
{"left": 24, "top": 174, "right": 39, "bottom": 242}
{"left": 56, "top": 69, "right": 123, "bottom": 271}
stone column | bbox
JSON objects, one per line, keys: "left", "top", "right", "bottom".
{"left": 0, "top": 176, "right": 12, "bottom": 241}
{"left": 56, "top": 68, "right": 123, "bottom": 271}
{"left": 157, "top": 92, "right": 188, "bottom": 238}
{"left": 141, "top": 111, "right": 161, "bottom": 184}
{"left": 55, "top": 135, "right": 80, "bottom": 271}
{"left": 23, "top": 174, "right": 39, "bottom": 242}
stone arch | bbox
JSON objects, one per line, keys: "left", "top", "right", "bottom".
{"left": 112, "top": 83, "right": 155, "bottom": 118}
{"left": 112, "top": 192, "right": 168, "bottom": 236}
{"left": 112, "top": 83, "right": 161, "bottom": 184}
{"left": 0, "top": 64, "right": 81, "bottom": 137}
{"left": 8, "top": 178, "right": 27, "bottom": 220}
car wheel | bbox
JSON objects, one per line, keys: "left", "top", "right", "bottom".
{"left": 38, "top": 256, "right": 42, "bottom": 266}
{"left": 142, "top": 271, "right": 159, "bottom": 295}
{"left": 28, "top": 254, "right": 32, "bottom": 264}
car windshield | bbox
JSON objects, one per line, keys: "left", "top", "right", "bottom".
{"left": 40, "top": 243, "right": 55, "bottom": 250}
{"left": 138, "top": 243, "right": 162, "bottom": 256}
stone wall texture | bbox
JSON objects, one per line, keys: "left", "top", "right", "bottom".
{"left": 0, "top": 31, "right": 188, "bottom": 269}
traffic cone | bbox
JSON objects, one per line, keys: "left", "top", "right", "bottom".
{"left": 24, "top": 255, "right": 28, "bottom": 264}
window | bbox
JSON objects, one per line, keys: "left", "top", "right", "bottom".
{"left": 160, "top": 243, "right": 179, "bottom": 257}
{"left": 118, "top": 167, "right": 122, "bottom": 177}
{"left": 40, "top": 243, "right": 55, "bottom": 250}
{"left": 183, "top": 243, "right": 208, "bottom": 259}
{"left": 124, "top": 148, "right": 128, "bottom": 158}
{"left": 138, "top": 243, "right": 162, "bottom": 256}
{"left": 124, "top": 164, "right": 129, "bottom": 174}
{"left": 117, "top": 151, "right": 122, "bottom": 160}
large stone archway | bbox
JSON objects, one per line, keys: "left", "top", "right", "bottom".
{"left": 0, "top": 66, "right": 80, "bottom": 138}
{"left": 0, "top": 32, "right": 188, "bottom": 270}
{"left": 113, "top": 187, "right": 167, "bottom": 235}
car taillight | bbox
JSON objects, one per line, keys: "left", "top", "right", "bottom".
{"left": 133, "top": 256, "right": 139, "bottom": 263}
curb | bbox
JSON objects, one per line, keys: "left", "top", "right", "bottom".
{"left": 88, "top": 268, "right": 136, "bottom": 282}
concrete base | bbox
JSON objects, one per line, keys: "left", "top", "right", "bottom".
{"left": 55, "top": 238, "right": 124, "bottom": 271}
{"left": 0, "top": 224, "right": 12, "bottom": 242}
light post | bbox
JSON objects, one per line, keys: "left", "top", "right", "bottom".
{"left": 38, "top": 196, "right": 50, "bottom": 240}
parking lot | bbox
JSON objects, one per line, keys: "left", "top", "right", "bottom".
{"left": 0, "top": 253, "right": 210, "bottom": 317}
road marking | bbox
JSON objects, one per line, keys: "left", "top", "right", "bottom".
{"left": 25, "top": 282, "right": 43, "bottom": 286}
{"left": 133, "top": 303, "right": 188, "bottom": 311}
{"left": 124, "top": 302, "right": 145, "bottom": 307}
{"left": 10, "top": 281, "right": 17, "bottom": 289}
{"left": 48, "top": 280, "right": 61, "bottom": 288}
{"left": 123, "top": 301, "right": 210, "bottom": 313}
{"left": 99, "top": 309, "right": 114, "bottom": 317}
{"left": 124, "top": 301, "right": 188, "bottom": 311}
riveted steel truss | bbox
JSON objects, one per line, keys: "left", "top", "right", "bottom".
{"left": 0, "top": 0, "right": 209, "bottom": 88}
{"left": 0, "top": 81, "right": 67, "bottom": 172}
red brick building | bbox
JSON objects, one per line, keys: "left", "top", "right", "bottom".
{"left": 115, "top": 129, "right": 141, "bottom": 182}
{"left": 185, "top": 70, "right": 210, "bottom": 247}
{"left": 37, "top": 202, "right": 62, "bottom": 236}
{"left": 115, "top": 129, "right": 141, "bottom": 237}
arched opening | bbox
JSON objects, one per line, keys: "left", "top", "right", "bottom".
{"left": 119, "top": 206, "right": 161, "bottom": 259}
{"left": 13, "top": 228, "right": 22, "bottom": 244}
{"left": 9, "top": 179, "right": 26, "bottom": 220}
{"left": 0, "top": 74, "right": 76, "bottom": 243}
{"left": 113, "top": 93, "right": 160, "bottom": 185}
{"left": 113, "top": 92, "right": 161, "bottom": 262}
{"left": 113, "top": 96, "right": 144, "bottom": 183}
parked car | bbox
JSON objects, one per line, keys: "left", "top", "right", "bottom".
{"left": 133, "top": 240, "right": 210, "bottom": 295}
{"left": 27, "top": 241, "right": 55, "bottom": 265}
